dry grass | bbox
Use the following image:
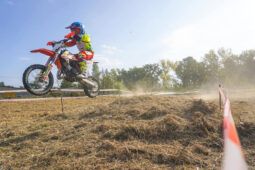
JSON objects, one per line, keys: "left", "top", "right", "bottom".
{"left": 0, "top": 95, "right": 254, "bottom": 169}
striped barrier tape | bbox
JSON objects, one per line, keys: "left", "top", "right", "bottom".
{"left": 219, "top": 86, "right": 248, "bottom": 170}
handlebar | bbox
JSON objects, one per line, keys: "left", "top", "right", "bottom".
{"left": 59, "top": 39, "right": 69, "bottom": 43}
{"left": 47, "top": 39, "right": 69, "bottom": 46}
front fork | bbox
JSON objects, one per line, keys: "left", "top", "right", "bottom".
{"left": 41, "top": 57, "right": 54, "bottom": 80}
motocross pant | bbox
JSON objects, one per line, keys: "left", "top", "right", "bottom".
{"left": 61, "top": 50, "right": 94, "bottom": 73}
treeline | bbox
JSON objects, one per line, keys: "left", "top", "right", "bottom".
{"left": 62, "top": 48, "right": 255, "bottom": 91}
{"left": 0, "top": 82, "right": 5, "bottom": 87}
{"left": 0, "top": 81, "right": 16, "bottom": 89}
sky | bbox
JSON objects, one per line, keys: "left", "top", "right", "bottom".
{"left": 1, "top": 0, "right": 255, "bottom": 86}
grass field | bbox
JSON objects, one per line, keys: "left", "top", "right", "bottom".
{"left": 0, "top": 94, "right": 254, "bottom": 169}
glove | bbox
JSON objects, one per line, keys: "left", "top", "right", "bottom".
{"left": 76, "top": 53, "right": 85, "bottom": 62}
{"left": 47, "top": 41, "right": 55, "bottom": 46}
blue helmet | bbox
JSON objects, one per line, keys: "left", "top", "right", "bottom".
{"left": 66, "top": 22, "right": 85, "bottom": 34}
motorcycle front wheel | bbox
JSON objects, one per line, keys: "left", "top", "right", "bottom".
{"left": 22, "top": 64, "right": 54, "bottom": 96}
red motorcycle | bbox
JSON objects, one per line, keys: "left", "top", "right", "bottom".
{"left": 22, "top": 39, "right": 100, "bottom": 98}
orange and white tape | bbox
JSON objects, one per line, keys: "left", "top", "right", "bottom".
{"left": 219, "top": 87, "right": 248, "bottom": 170}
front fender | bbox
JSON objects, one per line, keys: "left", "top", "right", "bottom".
{"left": 31, "top": 48, "right": 55, "bottom": 57}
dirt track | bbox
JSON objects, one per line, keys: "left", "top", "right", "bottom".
{"left": 0, "top": 94, "right": 254, "bottom": 169}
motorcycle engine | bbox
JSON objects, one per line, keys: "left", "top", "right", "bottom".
{"left": 64, "top": 76, "right": 76, "bottom": 82}
{"left": 60, "top": 58, "right": 79, "bottom": 82}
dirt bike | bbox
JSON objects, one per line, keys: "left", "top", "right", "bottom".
{"left": 22, "top": 39, "right": 100, "bottom": 98}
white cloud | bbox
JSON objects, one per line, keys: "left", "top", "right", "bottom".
{"left": 93, "top": 44, "right": 124, "bottom": 69}
{"left": 161, "top": 0, "right": 255, "bottom": 61}
{"left": 101, "top": 44, "right": 122, "bottom": 55}
{"left": 94, "top": 54, "right": 122, "bottom": 69}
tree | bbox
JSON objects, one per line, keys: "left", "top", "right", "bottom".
{"left": 0, "top": 81, "right": 5, "bottom": 87}
{"left": 60, "top": 80, "right": 77, "bottom": 88}
{"left": 92, "top": 63, "right": 100, "bottom": 80}
{"left": 118, "top": 64, "right": 162, "bottom": 91}
{"left": 160, "top": 59, "right": 176, "bottom": 90}
{"left": 175, "top": 57, "right": 205, "bottom": 88}
{"left": 202, "top": 50, "right": 221, "bottom": 85}
{"left": 120, "top": 67, "right": 146, "bottom": 90}
{"left": 143, "top": 63, "right": 162, "bottom": 90}
{"left": 100, "top": 69, "right": 125, "bottom": 89}
{"left": 100, "top": 70, "right": 113, "bottom": 89}
{"left": 218, "top": 48, "right": 241, "bottom": 86}
{"left": 239, "top": 50, "right": 255, "bottom": 84}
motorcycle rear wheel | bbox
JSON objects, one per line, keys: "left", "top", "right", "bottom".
{"left": 83, "top": 77, "right": 100, "bottom": 98}
{"left": 22, "top": 64, "right": 54, "bottom": 96}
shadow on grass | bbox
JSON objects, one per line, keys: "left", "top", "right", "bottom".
{"left": 0, "top": 131, "right": 40, "bottom": 147}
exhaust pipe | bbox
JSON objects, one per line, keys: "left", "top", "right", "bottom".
{"left": 80, "top": 78, "right": 96, "bottom": 87}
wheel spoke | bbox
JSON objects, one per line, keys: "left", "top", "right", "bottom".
{"left": 27, "top": 69, "right": 49, "bottom": 91}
